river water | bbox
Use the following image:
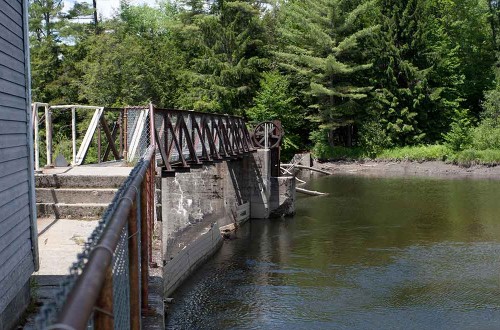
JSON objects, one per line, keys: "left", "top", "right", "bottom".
{"left": 166, "top": 175, "right": 500, "bottom": 329}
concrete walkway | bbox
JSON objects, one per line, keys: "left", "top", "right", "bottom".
{"left": 36, "top": 218, "right": 99, "bottom": 275}
{"left": 23, "top": 163, "right": 134, "bottom": 328}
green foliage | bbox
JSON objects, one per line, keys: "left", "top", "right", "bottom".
{"left": 377, "top": 145, "right": 450, "bottom": 161}
{"left": 449, "top": 149, "right": 500, "bottom": 166}
{"left": 310, "top": 129, "right": 366, "bottom": 160}
{"left": 442, "top": 109, "right": 473, "bottom": 151}
{"left": 26, "top": 0, "right": 500, "bottom": 162}
{"left": 358, "top": 120, "right": 392, "bottom": 157}
{"left": 247, "top": 70, "right": 302, "bottom": 157}
{"left": 370, "top": 0, "right": 463, "bottom": 146}
{"left": 470, "top": 122, "right": 500, "bottom": 150}
{"left": 312, "top": 145, "right": 367, "bottom": 161}
{"left": 177, "top": 0, "right": 267, "bottom": 114}
{"left": 275, "top": 0, "right": 376, "bottom": 138}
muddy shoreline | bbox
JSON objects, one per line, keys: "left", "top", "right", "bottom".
{"left": 314, "top": 160, "right": 500, "bottom": 180}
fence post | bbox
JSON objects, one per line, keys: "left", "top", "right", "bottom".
{"left": 149, "top": 156, "right": 155, "bottom": 263}
{"left": 129, "top": 196, "right": 141, "bottom": 330}
{"left": 124, "top": 108, "right": 128, "bottom": 161}
{"left": 72, "top": 107, "right": 76, "bottom": 165}
{"left": 45, "top": 105, "right": 53, "bottom": 167}
{"left": 141, "top": 162, "right": 150, "bottom": 309}
{"left": 94, "top": 266, "right": 114, "bottom": 329}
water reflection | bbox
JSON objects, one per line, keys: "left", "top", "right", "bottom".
{"left": 166, "top": 175, "right": 500, "bottom": 329}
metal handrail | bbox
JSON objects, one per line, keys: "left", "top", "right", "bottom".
{"left": 54, "top": 147, "right": 155, "bottom": 329}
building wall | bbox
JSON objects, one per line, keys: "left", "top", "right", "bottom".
{"left": 0, "top": 0, "right": 38, "bottom": 328}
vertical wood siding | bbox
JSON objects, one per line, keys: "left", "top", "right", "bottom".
{"left": 0, "top": 0, "right": 35, "bottom": 314}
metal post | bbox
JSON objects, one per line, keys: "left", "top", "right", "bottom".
{"left": 140, "top": 167, "right": 150, "bottom": 309}
{"left": 123, "top": 109, "right": 128, "bottom": 160}
{"left": 264, "top": 123, "right": 269, "bottom": 150}
{"left": 94, "top": 266, "right": 114, "bottom": 330}
{"left": 98, "top": 124, "right": 101, "bottom": 163}
{"left": 129, "top": 196, "right": 141, "bottom": 330}
{"left": 45, "top": 105, "right": 53, "bottom": 167}
{"left": 33, "top": 104, "right": 40, "bottom": 172}
{"left": 72, "top": 107, "right": 76, "bottom": 165}
{"left": 149, "top": 160, "right": 154, "bottom": 263}
{"left": 119, "top": 111, "right": 123, "bottom": 157}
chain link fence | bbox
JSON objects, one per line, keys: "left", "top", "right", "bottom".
{"left": 34, "top": 151, "right": 154, "bottom": 329}
{"left": 126, "top": 107, "right": 151, "bottom": 163}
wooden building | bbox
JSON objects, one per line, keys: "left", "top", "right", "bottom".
{"left": 0, "top": 0, "right": 39, "bottom": 328}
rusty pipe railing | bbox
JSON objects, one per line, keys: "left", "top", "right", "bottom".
{"left": 54, "top": 147, "right": 155, "bottom": 329}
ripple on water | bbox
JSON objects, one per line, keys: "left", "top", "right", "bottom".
{"left": 167, "top": 176, "right": 500, "bottom": 329}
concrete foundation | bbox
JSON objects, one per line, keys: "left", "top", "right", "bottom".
{"left": 269, "top": 176, "right": 296, "bottom": 218}
{"left": 160, "top": 150, "right": 295, "bottom": 298}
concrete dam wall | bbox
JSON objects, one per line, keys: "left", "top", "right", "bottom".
{"left": 160, "top": 150, "right": 295, "bottom": 297}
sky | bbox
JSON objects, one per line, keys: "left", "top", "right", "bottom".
{"left": 63, "top": 0, "right": 158, "bottom": 19}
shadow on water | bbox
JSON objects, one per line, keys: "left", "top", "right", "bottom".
{"left": 166, "top": 175, "right": 500, "bottom": 330}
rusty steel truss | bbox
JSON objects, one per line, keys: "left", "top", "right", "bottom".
{"left": 153, "top": 106, "right": 256, "bottom": 175}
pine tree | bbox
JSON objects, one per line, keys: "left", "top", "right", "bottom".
{"left": 275, "top": 0, "right": 378, "bottom": 147}
{"left": 176, "top": 0, "right": 267, "bottom": 114}
{"left": 369, "top": 0, "right": 463, "bottom": 146}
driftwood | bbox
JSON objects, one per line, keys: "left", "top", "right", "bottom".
{"left": 296, "top": 187, "right": 328, "bottom": 196}
{"left": 281, "top": 164, "right": 333, "bottom": 175}
{"left": 280, "top": 166, "right": 306, "bottom": 183}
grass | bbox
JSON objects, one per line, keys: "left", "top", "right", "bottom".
{"left": 448, "top": 149, "right": 500, "bottom": 166}
{"left": 312, "top": 145, "right": 368, "bottom": 160}
{"left": 312, "top": 143, "right": 500, "bottom": 167}
{"left": 377, "top": 145, "right": 450, "bottom": 162}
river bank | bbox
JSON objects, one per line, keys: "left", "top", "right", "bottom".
{"left": 315, "top": 160, "right": 500, "bottom": 179}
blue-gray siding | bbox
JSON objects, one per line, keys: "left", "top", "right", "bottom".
{"left": 0, "top": 0, "right": 35, "bottom": 316}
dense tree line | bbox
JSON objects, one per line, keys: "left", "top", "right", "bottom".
{"left": 28, "top": 0, "right": 500, "bottom": 158}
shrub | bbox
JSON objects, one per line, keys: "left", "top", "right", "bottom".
{"left": 377, "top": 145, "right": 450, "bottom": 161}
{"left": 358, "top": 120, "right": 392, "bottom": 157}
{"left": 471, "top": 121, "right": 500, "bottom": 150}
{"left": 442, "top": 109, "right": 473, "bottom": 151}
{"left": 450, "top": 149, "right": 500, "bottom": 166}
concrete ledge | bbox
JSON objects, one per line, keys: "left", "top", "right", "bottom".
{"left": 37, "top": 203, "right": 108, "bottom": 220}
{"left": 269, "top": 176, "right": 296, "bottom": 218}
{"left": 35, "top": 175, "right": 126, "bottom": 189}
{"left": 35, "top": 188, "right": 117, "bottom": 204}
{"left": 163, "top": 223, "right": 223, "bottom": 297}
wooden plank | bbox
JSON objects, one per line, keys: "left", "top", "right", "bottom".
{"left": 0, "top": 12, "right": 23, "bottom": 40}
{"left": 0, "top": 234, "right": 30, "bottom": 284}
{"left": 0, "top": 206, "right": 29, "bottom": 238}
{"left": 0, "top": 168, "right": 27, "bottom": 193}
{"left": 0, "top": 78, "right": 25, "bottom": 98}
{"left": 0, "top": 120, "right": 26, "bottom": 134}
{"left": 4, "top": 0, "right": 22, "bottom": 16}
{"left": 0, "top": 158, "right": 28, "bottom": 179}
{"left": 0, "top": 50, "right": 24, "bottom": 74}
{"left": 0, "top": 64, "right": 25, "bottom": 86}
{"left": 0, "top": 193, "right": 28, "bottom": 220}
{"left": 0, "top": 183, "right": 28, "bottom": 208}
{"left": 0, "top": 217, "right": 30, "bottom": 252}
{"left": 0, "top": 21, "right": 23, "bottom": 50}
{"left": 0, "top": 251, "right": 34, "bottom": 312}
{"left": 0, "top": 146, "right": 27, "bottom": 163}
{"left": 0, "top": 2, "right": 22, "bottom": 27}
{"left": 0, "top": 36, "right": 23, "bottom": 61}
{"left": 0, "top": 91, "right": 25, "bottom": 109}
{"left": 0, "top": 133, "right": 26, "bottom": 148}
{"left": 0, "top": 106, "right": 26, "bottom": 121}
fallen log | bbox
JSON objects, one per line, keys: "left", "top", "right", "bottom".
{"left": 280, "top": 166, "right": 306, "bottom": 183}
{"left": 296, "top": 187, "right": 328, "bottom": 196}
{"left": 281, "top": 164, "right": 333, "bottom": 175}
